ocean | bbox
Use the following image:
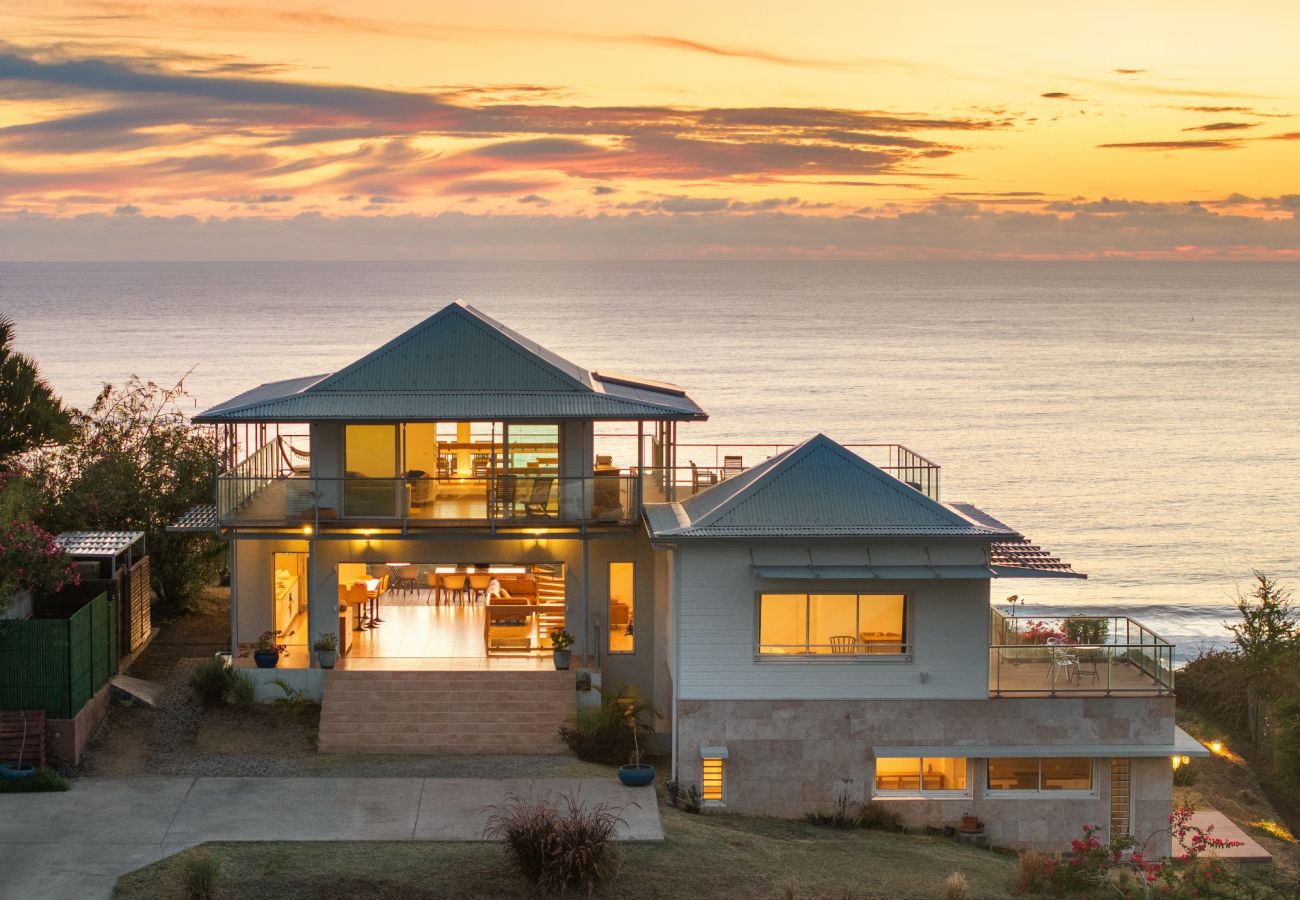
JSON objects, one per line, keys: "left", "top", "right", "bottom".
{"left": 4, "top": 260, "right": 1298, "bottom": 658}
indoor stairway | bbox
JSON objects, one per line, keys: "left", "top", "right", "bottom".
{"left": 317, "top": 669, "right": 575, "bottom": 754}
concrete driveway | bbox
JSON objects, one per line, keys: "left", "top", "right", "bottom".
{"left": 0, "top": 776, "right": 661, "bottom": 900}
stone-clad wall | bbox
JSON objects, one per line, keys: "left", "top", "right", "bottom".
{"left": 676, "top": 696, "right": 1174, "bottom": 851}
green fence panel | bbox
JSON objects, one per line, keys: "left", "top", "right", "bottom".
{"left": 90, "top": 597, "right": 110, "bottom": 691}
{"left": 0, "top": 619, "right": 73, "bottom": 718}
{"left": 67, "top": 603, "right": 92, "bottom": 715}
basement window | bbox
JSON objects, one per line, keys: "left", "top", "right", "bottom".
{"left": 700, "top": 746, "right": 728, "bottom": 804}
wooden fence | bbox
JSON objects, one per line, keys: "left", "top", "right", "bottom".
{"left": 0, "top": 591, "right": 117, "bottom": 719}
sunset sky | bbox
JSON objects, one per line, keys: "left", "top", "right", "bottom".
{"left": 2, "top": 0, "right": 1298, "bottom": 258}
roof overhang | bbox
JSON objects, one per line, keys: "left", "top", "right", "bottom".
{"left": 168, "top": 505, "right": 219, "bottom": 533}
{"left": 752, "top": 564, "right": 994, "bottom": 580}
{"left": 875, "top": 727, "right": 1208, "bottom": 759}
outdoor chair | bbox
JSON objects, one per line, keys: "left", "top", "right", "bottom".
{"left": 523, "top": 477, "right": 555, "bottom": 518}
{"left": 1047, "top": 644, "right": 1079, "bottom": 686}
{"left": 722, "top": 455, "right": 744, "bottom": 479}
{"left": 690, "top": 461, "right": 718, "bottom": 494}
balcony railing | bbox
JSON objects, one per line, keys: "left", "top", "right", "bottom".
{"left": 216, "top": 473, "right": 640, "bottom": 528}
{"left": 637, "top": 443, "right": 940, "bottom": 502}
{"left": 988, "top": 612, "right": 1174, "bottom": 697}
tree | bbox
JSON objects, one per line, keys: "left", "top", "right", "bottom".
{"left": 0, "top": 316, "right": 73, "bottom": 468}
{"left": 32, "top": 376, "right": 222, "bottom": 611}
{"left": 1227, "top": 571, "right": 1297, "bottom": 681}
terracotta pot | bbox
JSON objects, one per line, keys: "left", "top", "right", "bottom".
{"left": 960, "top": 814, "right": 981, "bottom": 833}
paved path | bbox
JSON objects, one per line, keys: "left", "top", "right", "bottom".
{"left": 0, "top": 776, "right": 661, "bottom": 900}
{"left": 1189, "top": 810, "right": 1273, "bottom": 863}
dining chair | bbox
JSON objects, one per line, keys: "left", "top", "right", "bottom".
{"left": 466, "top": 573, "right": 494, "bottom": 604}
{"left": 829, "top": 635, "right": 858, "bottom": 654}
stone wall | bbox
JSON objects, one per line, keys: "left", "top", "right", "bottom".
{"left": 676, "top": 696, "right": 1174, "bottom": 851}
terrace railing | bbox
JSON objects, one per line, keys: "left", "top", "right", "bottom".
{"left": 988, "top": 612, "right": 1175, "bottom": 697}
{"left": 215, "top": 473, "right": 640, "bottom": 529}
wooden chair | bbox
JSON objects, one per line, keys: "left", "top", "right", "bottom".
{"left": 524, "top": 477, "right": 555, "bottom": 518}
{"left": 829, "top": 635, "right": 858, "bottom": 654}
{"left": 722, "top": 455, "right": 744, "bottom": 479}
{"left": 466, "top": 573, "right": 494, "bottom": 604}
{"left": 690, "top": 461, "right": 718, "bottom": 494}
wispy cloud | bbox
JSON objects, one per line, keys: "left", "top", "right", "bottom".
{"left": 1098, "top": 139, "right": 1241, "bottom": 151}
{"left": 1182, "top": 121, "right": 1257, "bottom": 132}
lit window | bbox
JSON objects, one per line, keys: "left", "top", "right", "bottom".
{"left": 874, "top": 757, "right": 968, "bottom": 794}
{"left": 609, "top": 562, "right": 634, "bottom": 653}
{"left": 757, "top": 593, "right": 906, "bottom": 656}
{"left": 702, "top": 758, "right": 725, "bottom": 803}
{"left": 987, "top": 758, "right": 1094, "bottom": 793}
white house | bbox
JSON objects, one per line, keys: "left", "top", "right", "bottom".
{"left": 176, "top": 300, "right": 1203, "bottom": 851}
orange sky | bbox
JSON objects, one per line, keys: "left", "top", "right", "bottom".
{"left": 1, "top": 1, "right": 1298, "bottom": 258}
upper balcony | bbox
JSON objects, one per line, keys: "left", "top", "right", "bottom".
{"left": 988, "top": 610, "right": 1174, "bottom": 697}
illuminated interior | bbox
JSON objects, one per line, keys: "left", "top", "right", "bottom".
{"left": 608, "top": 561, "right": 635, "bottom": 653}
{"left": 701, "top": 757, "right": 725, "bottom": 802}
{"left": 874, "top": 756, "right": 968, "bottom": 792}
{"left": 334, "top": 561, "right": 567, "bottom": 661}
{"left": 987, "top": 757, "right": 1093, "bottom": 792}
{"left": 758, "top": 593, "right": 906, "bottom": 655}
{"left": 272, "top": 550, "right": 308, "bottom": 657}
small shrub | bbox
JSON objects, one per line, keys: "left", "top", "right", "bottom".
{"left": 1173, "top": 762, "right": 1199, "bottom": 786}
{"left": 559, "top": 685, "right": 655, "bottom": 766}
{"left": 0, "top": 767, "right": 69, "bottom": 793}
{"left": 190, "top": 657, "right": 233, "bottom": 706}
{"left": 270, "top": 677, "right": 319, "bottom": 719}
{"left": 806, "top": 787, "right": 860, "bottom": 829}
{"left": 682, "top": 784, "right": 702, "bottom": 814}
{"left": 941, "top": 872, "right": 969, "bottom": 900}
{"left": 483, "top": 789, "right": 624, "bottom": 895}
{"left": 856, "top": 801, "right": 903, "bottom": 832}
{"left": 1063, "top": 616, "right": 1109, "bottom": 645}
{"left": 227, "top": 670, "right": 257, "bottom": 709}
{"left": 1014, "top": 849, "right": 1053, "bottom": 895}
{"left": 184, "top": 850, "right": 220, "bottom": 900}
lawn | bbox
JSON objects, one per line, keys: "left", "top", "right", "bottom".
{"left": 114, "top": 798, "right": 1020, "bottom": 899}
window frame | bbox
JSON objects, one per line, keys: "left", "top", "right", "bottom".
{"left": 872, "top": 756, "right": 973, "bottom": 799}
{"left": 753, "top": 590, "right": 911, "bottom": 661}
{"left": 984, "top": 757, "right": 1098, "bottom": 798}
{"left": 607, "top": 561, "right": 636, "bottom": 655}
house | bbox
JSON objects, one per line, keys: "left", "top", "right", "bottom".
{"left": 176, "top": 300, "right": 1204, "bottom": 852}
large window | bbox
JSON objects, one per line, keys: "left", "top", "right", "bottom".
{"left": 344, "top": 425, "right": 399, "bottom": 517}
{"left": 874, "top": 757, "right": 969, "bottom": 795}
{"left": 608, "top": 562, "right": 635, "bottom": 653}
{"left": 757, "top": 593, "right": 906, "bottom": 656}
{"left": 987, "top": 758, "right": 1094, "bottom": 794}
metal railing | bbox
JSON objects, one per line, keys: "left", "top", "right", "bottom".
{"left": 637, "top": 443, "right": 941, "bottom": 502}
{"left": 988, "top": 612, "right": 1175, "bottom": 696}
{"left": 756, "top": 642, "right": 912, "bottom": 660}
{"left": 215, "top": 473, "right": 640, "bottom": 528}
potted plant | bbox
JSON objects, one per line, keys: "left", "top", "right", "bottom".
{"left": 314, "top": 631, "right": 339, "bottom": 669}
{"left": 960, "top": 811, "right": 982, "bottom": 834}
{"left": 251, "top": 630, "right": 286, "bottom": 669}
{"left": 617, "top": 700, "right": 656, "bottom": 787}
{"left": 550, "top": 628, "right": 574, "bottom": 670}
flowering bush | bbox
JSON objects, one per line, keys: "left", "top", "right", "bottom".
{"left": 1019, "top": 619, "right": 1069, "bottom": 644}
{"left": 0, "top": 517, "right": 79, "bottom": 602}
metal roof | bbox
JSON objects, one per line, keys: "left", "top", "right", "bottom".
{"left": 874, "top": 727, "right": 1207, "bottom": 759}
{"left": 55, "top": 531, "right": 146, "bottom": 558}
{"left": 948, "top": 502, "right": 1086, "bottom": 579}
{"left": 195, "top": 301, "right": 707, "bottom": 423}
{"left": 645, "top": 434, "right": 1019, "bottom": 540}
{"left": 168, "top": 505, "right": 219, "bottom": 532}
{"left": 752, "top": 564, "right": 995, "bottom": 579}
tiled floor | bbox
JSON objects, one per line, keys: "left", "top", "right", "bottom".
{"left": 339, "top": 604, "right": 557, "bottom": 670}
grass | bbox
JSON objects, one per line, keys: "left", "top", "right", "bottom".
{"left": 115, "top": 792, "right": 1021, "bottom": 900}
{"left": 0, "top": 767, "right": 69, "bottom": 793}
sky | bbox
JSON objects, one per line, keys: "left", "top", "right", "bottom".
{"left": 1, "top": 0, "right": 1298, "bottom": 259}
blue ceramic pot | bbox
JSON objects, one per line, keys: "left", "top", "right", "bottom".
{"left": 618, "top": 764, "right": 655, "bottom": 787}
{"left": 253, "top": 650, "right": 279, "bottom": 669}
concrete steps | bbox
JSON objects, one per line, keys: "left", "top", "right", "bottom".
{"left": 318, "top": 669, "right": 575, "bottom": 755}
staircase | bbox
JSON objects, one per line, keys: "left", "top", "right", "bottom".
{"left": 534, "top": 566, "right": 568, "bottom": 645}
{"left": 317, "top": 669, "right": 575, "bottom": 755}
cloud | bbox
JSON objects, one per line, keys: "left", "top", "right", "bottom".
{"left": 112, "top": 203, "right": 139, "bottom": 215}
{"left": 1182, "top": 122, "right": 1256, "bottom": 132}
{"left": 212, "top": 193, "right": 293, "bottom": 204}
{"left": 590, "top": 185, "right": 618, "bottom": 195}
{"left": 2, "top": 201, "right": 1295, "bottom": 261}
{"left": 517, "top": 193, "right": 551, "bottom": 206}
{"left": 1040, "top": 92, "right": 1079, "bottom": 100}
{"left": 1098, "top": 139, "right": 1240, "bottom": 151}
{"left": 1112, "top": 68, "right": 1146, "bottom": 75}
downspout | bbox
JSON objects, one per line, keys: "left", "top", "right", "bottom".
{"left": 228, "top": 538, "right": 238, "bottom": 656}
{"left": 671, "top": 544, "right": 681, "bottom": 782}
{"left": 581, "top": 529, "right": 590, "bottom": 667}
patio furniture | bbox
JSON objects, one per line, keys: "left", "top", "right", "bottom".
{"left": 722, "top": 455, "right": 744, "bottom": 479}
{"left": 344, "top": 583, "right": 369, "bottom": 630}
{"left": 1075, "top": 648, "right": 1101, "bottom": 685}
{"left": 690, "top": 461, "right": 717, "bottom": 494}
{"left": 829, "top": 635, "right": 858, "bottom": 654}
{"left": 1047, "top": 645, "right": 1079, "bottom": 686}
{"left": 523, "top": 477, "right": 555, "bottom": 518}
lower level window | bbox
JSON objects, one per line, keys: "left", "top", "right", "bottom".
{"left": 986, "top": 757, "right": 1093, "bottom": 793}
{"left": 875, "top": 756, "right": 969, "bottom": 794}
{"left": 701, "top": 757, "right": 725, "bottom": 803}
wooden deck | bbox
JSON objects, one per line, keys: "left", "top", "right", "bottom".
{"left": 988, "top": 655, "right": 1170, "bottom": 696}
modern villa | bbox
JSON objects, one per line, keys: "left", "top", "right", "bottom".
{"left": 176, "top": 300, "right": 1205, "bottom": 852}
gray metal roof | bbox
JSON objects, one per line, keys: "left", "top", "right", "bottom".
{"left": 168, "top": 505, "right": 219, "bottom": 532}
{"left": 55, "top": 531, "right": 146, "bottom": 558}
{"left": 752, "top": 564, "right": 994, "bottom": 579}
{"left": 874, "top": 727, "right": 1208, "bottom": 759}
{"left": 195, "top": 301, "right": 707, "bottom": 423}
{"left": 948, "top": 502, "right": 1086, "bottom": 579}
{"left": 645, "top": 434, "right": 1019, "bottom": 540}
